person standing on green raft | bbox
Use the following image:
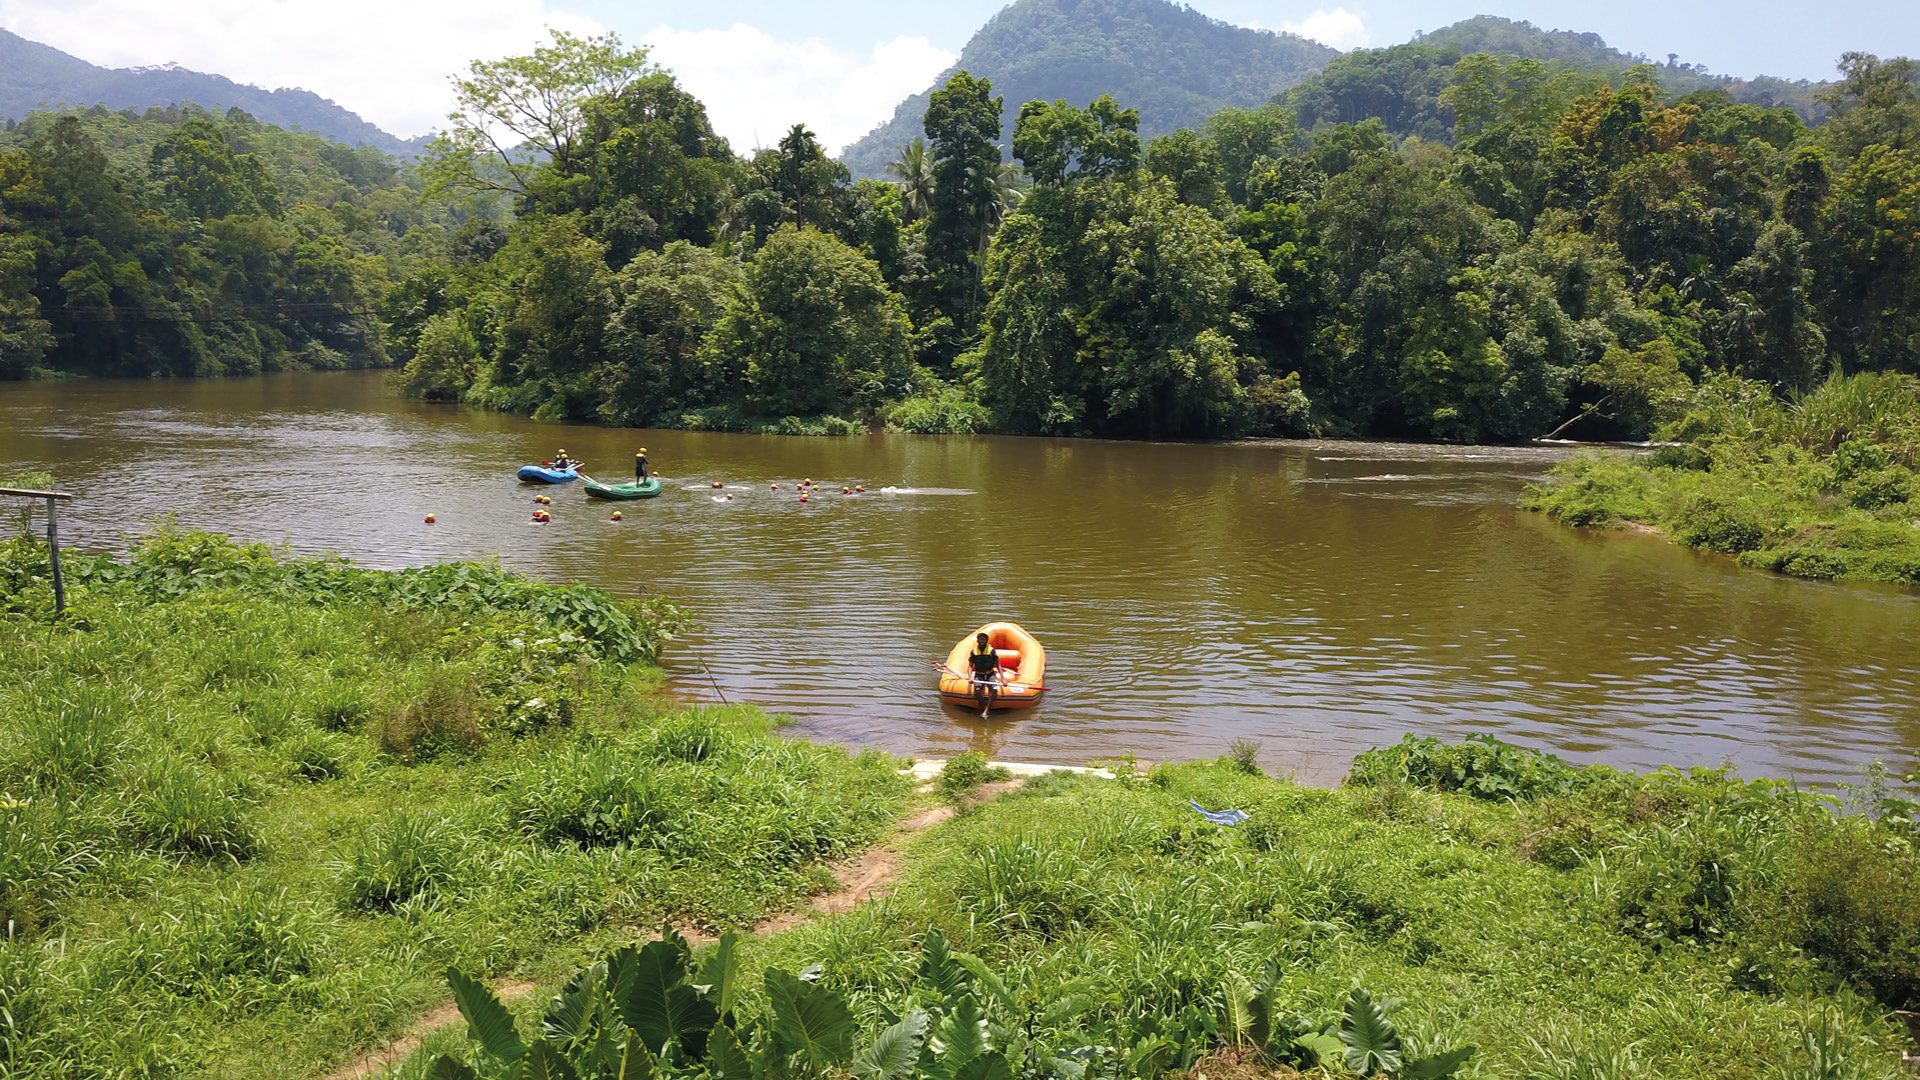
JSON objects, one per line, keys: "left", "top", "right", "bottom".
{"left": 635, "top": 448, "right": 649, "bottom": 481}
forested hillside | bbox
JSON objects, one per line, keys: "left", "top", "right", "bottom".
{"left": 0, "top": 105, "right": 443, "bottom": 377}
{"left": 6, "top": 22, "right": 1919, "bottom": 448}
{"left": 837, "top": 0, "right": 1333, "bottom": 179}
{"left": 1286, "top": 16, "right": 1830, "bottom": 142}
{"left": 0, "top": 28, "right": 426, "bottom": 156}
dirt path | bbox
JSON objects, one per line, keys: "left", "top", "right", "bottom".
{"left": 324, "top": 981, "right": 538, "bottom": 1080}
{"left": 322, "top": 774, "right": 1025, "bottom": 1080}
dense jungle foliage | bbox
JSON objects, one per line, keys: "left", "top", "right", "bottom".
{"left": 400, "top": 746, "right": 1920, "bottom": 1079}
{"left": 4, "top": 25, "right": 1918, "bottom": 446}
{"left": 0, "top": 104, "right": 446, "bottom": 377}
{"left": 0, "top": 526, "right": 911, "bottom": 1078}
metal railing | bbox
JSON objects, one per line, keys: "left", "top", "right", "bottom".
{"left": 2, "top": 487, "right": 75, "bottom": 613}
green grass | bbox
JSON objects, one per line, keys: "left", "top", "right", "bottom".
{"left": 401, "top": 748, "right": 1917, "bottom": 1078}
{"left": 0, "top": 529, "right": 913, "bottom": 1079}
{"left": 1527, "top": 372, "right": 1920, "bottom": 586}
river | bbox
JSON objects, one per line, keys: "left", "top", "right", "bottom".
{"left": 3, "top": 370, "right": 1916, "bottom": 785}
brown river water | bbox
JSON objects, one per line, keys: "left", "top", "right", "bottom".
{"left": 3, "top": 370, "right": 1917, "bottom": 785}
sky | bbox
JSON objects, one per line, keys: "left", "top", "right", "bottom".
{"left": 0, "top": 0, "right": 1915, "bottom": 154}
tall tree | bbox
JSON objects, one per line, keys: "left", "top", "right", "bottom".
{"left": 922, "top": 71, "right": 1004, "bottom": 350}
{"left": 428, "top": 30, "right": 655, "bottom": 204}
{"left": 886, "top": 137, "right": 935, "bottom": 222}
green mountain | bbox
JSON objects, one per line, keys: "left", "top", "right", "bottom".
{"left": 1285, "top": 16, "right": 1831, "bottom": 142}
{"left": 837, "top": 0, "right": 1335, "bottom": 178}
{"left": 0, "top": 27, "right": 428, "bottom": 156}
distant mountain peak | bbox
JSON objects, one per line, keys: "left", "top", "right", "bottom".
{"left": 838, "top": 0, "right": 1335, "bottom": 178}
{"left": 0, "top": 27, "right": 427, "bottom": 156}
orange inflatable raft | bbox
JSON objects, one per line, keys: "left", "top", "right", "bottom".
{"left": 938, "top": 622, "right": 1047, "bottom": 712}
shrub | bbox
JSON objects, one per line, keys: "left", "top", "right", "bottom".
{"left": 511, "top": 747, "right": 666, "bottom": 849}
{"left": 279, "top": 728, "right": 356, "bottom": 782}
{"left": 1746, "top": 821, "right": 1920, "bottom": 1009}
{"left": 951, "top": 838, "right": 1096, "bottom": 938}
{"left": 3, "top": 681, "right": 130, "bottom": 792}
{"left": 1524, "top": 453, "right": 1657, "bottom": 527}
{"left": 1347, "top": 734, "right": 1590, "bottom": 801}
{"left": 887, "top": 384, "right": 990, "bottom": 434}
{"left": 1669, "top": 491, "right": 1768, "bottom": 553}
{"left": 376, "top": 666, "right": 488, "bottom": 761}
{"left": 1612, "top": 809, "right": 1754, "bottom": 945}
{"left": 128, "top": 760, "right": 258, "bottom": 861}
{"left": 1841, "top": 466, "right": 1913, "bottom": 510}
{"left": 643, "top": 712, "right": 740, "bottom": 765}
{"left": 340, "top": 813, "right": 463, "bottom": 912}
{"left": 1226, "top": 739, "right": 1264, "bottom": 776}
{"left": 0, "top": 796, "right": 102, "bottom": 935}
{"left": 938, "top": 751, "right": 1010, "bottom": 801}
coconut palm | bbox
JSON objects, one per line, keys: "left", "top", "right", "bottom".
{"left": 887, "top": 137, "right": 936, "bottom": 222}
{"left": 989, "top": 161, "right": 1027, "bottom": 229}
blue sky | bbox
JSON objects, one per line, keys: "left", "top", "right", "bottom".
{"left": 1, "top": 0, "right": 1914, "bottom": 150}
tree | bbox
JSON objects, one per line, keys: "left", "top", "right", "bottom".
{"left": 1820, "top": 52, "right": 1920, "bottom": 157}
{"left": 148, "top": 117, "right": 282, "bottom": 220}
{"left": 597, "top": 242, "right": 743, "bottom": 424}
{"left": 428, "top": 30, "right": 655, "bottom": 201}
{"left": 922, "top": 72, "right": 1004, "bottom": 345}
{"left": 1011, "top": 95, "right": 1141, "bottom": 188}
{"left": 704, "top": 227, "right": 913, "bottom": 416}
{"left": 1147, "top": 129, "right": 1224, "bottom": 210}
{"left": 769, "top": 124, "right": 850, "bottom": 233}
{"left": 575, "top": 72, "right": 737, "bottom": 259}
{"left": 1819, "top": 144, "right": 1920, "bottom": 372}
{"left": 887, "top": 137, "right": 935, "bottom": 222}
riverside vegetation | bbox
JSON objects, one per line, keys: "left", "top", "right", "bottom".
{"left": 0, "top": 532, "right": 1918, "bottom": 1077}
{"left": 4, "top": 24, "right": 1919, "bottom": 446}
{"left": 1528, "top": 370, "right": 1920, "bottom": 584}
{"left": 0, "top": 526, "right": 911, "bottom": 1078}
{"left": 404, "top": 738, "right": 1920, "bottom": 1080}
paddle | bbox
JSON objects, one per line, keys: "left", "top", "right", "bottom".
{"left": 930, "top": 660, "right": 1048, "bottom": 693}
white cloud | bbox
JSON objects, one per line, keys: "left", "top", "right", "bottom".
{"left": 641, "top": 24, "right": 955, "bottom": 154}
{"left": 0, "top": 0, "right": 601, "bottom": 137}
{"left": 1280, "top": 6, "right": 1370, "bottom": 51}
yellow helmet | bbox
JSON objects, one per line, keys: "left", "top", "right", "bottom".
{"left": 558, "top": 449, "right": 567, "bottom": 455}
{"left": 638, "top": 448, "right": 647, "bottom": 455}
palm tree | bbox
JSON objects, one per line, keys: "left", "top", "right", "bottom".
{"left": 887, "top": 137, "right": 935, "bottom": 222}
{"left": 988, "top": 161, "right": 1027, "bottom": 229}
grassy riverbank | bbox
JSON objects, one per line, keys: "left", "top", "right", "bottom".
{"left": 406, "top": 739, "right": 1920, "bottom": 1080}
{"left": 1528, "top": 372, "right": 1920, "bottom": 585}
{"left": 0, "top": 529, "right": 912, "bottom": 1078}
{"left": 4, "top": 529, "right": 1919, "bottom": 1077}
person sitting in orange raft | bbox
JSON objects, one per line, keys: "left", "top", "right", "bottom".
{"left": 966, "top": 631, "right": 1005, "bottom": 717}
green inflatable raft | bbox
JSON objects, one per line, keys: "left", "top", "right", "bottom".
{"left": 584, "top": 477, "right": 663, "bottom": 501}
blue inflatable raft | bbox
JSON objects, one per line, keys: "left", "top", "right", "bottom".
{"left": 517, "top": 465, "right": 580, "bottom": 484}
